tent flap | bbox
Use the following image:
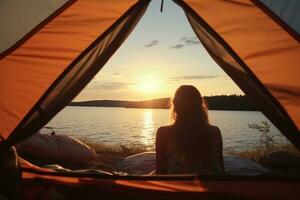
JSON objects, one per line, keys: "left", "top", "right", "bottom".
{"left": 176, "top": 0, "right": 300, "bottom": 148}
{"left": 0, "top": 0, "right": 150, "bottom": 144}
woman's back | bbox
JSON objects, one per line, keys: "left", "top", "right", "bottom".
{"left": 156, "top": 124, "right": 224, "bottom": 175}
{"left": 155, "top": 85, "right": 224, "bottom": 175}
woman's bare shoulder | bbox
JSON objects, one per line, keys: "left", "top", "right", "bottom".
{"left": 207, "top": 125, "right": 222, "bottom": 136}
{"left": 207, "top": 124, "right": 220, "bottom": 131}
{"left": 157, "top": 125, "right": 174, "bottom": 137}
{"left": 157, "top": 125, "right": 174, "bottom": 133}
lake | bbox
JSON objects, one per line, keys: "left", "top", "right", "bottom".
{"left": 41, "top": 106, "right": 285, "bottom": 153}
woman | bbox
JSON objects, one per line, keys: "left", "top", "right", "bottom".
{"left": 155, "top": 85, "right": 224, "bottom": 174}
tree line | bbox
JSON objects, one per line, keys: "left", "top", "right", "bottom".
{"left": 70, "top": 95, "right": 257, "bottom": 111}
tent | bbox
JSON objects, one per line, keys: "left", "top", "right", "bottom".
{"left": 0, "top": 0, "right": 300, "bottom": 199}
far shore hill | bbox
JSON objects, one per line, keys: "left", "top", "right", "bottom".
{"left": 69, "top": 95, "right": 257, "bottom": 111}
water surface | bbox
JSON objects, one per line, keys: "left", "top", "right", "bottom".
{"left": 42, "top": 106, "right": 285, "bottom": 153}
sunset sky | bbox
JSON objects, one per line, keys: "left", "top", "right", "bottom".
{"left": 75, "top": 0, "right": 243, "bottom": 101}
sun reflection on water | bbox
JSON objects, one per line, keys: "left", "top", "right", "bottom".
{"left": 141, "top": 110, "right": 154, "bottom": 148}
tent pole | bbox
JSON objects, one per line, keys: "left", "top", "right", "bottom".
{"left": 160, "top": 0, "right": 164, "bottom": 12}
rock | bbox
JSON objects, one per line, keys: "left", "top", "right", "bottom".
{"left": 259, "top": 151, "right": 300, "bottom": 169}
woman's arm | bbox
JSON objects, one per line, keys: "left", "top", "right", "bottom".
{"left": 155, "top": 127, "right": 168, "bottom": 174}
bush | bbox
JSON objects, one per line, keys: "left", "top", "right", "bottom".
{"left": 248, "top": 121, "right": 274, "bottom": 149}
{"left": 234, "top": 121, "right": 300, "bottom": 161}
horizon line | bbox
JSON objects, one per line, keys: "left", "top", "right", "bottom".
{"left": 73, "top": 94, "right": 246, "bottom": 102}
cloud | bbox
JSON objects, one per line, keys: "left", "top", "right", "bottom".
{"left": 144, "top": 40, "right": 160, "bottom": 48}
{"left": 170, "top": 37, "right": 200, "bottom": 49}
{"left": 180, "top": 37, "right": 200, "bottom": 45}
{"left": 169, "top": 75, "right": 223, "bottom": 81}
{"left": 87, "top": 82, "right": 131, "bottom": 90}
{"left": 170, "top": 44, "right": 185, "bottom": 49}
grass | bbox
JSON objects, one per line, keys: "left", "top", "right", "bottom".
{"left": 21, "top": 136, "right": 299, "bottom": 173}
{"left": 80, "top": 137, "right": 149, "bottom": 156}
{"left": 227, "top": 143, "right": 299, "bottom": 162}
{"left": 80, "top": 120, "right": 300, "bottom": 172}
{"left": 79, "top": 138, "right": 149, "bottom": 172}
{"left": 82, "top": 137, "right": 299, "bottom": 172}
{"left": 84, "top": 138, "right": 299, "bottom": 163}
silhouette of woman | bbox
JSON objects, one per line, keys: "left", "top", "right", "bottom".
{"left": 155, "top": 85, "right": 224, "bottom": 174}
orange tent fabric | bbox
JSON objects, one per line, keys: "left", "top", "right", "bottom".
{"left": 0, "top": 0, "right": 149, "bottom": 141}
{"left": 185, "top": 0, "right": 300, "bottom": 128}
{"left": 21, "top": 170, "right": 300, "bottom": 199}
{"left": 178, "top": 0, "right": 300, "bottom": 147}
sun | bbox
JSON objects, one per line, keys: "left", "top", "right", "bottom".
{"left": 135, "top": 74, "right": 162, "bottom": 94}
{"left": 139, "top": 82, "right": 159, "bottom": 93}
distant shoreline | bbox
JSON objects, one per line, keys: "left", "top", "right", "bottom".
{"left": 67, "top": 105, "right": 259, "bottom": 112}
{"left": 69, "top": 95, "right": 258, "bottom": 111}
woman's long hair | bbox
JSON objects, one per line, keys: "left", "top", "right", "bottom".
{"left": 171, "top": 85, "right": 209, "bottom": 161}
